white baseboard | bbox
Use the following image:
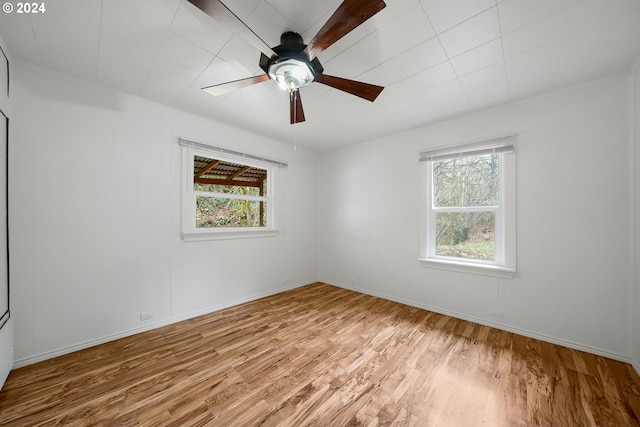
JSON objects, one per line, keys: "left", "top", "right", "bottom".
{"left": 15, "top": 279, "right": 637, "bottom": 370}
{"left": 13, "top": 280, "right": 312, "bottom": 369}
{"left": 323, "top": 279, "right": 633, "bottom": 364}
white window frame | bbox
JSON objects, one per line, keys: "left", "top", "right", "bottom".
{"left": 419, "top": 136, "right": 517, "bottom": 278}
{"left": 180, "top": 139, "right": 284, "bottom": 242}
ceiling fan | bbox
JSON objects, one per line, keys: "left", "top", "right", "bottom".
{"left": 187, "top": 0, "right": 386, "bottom": 124}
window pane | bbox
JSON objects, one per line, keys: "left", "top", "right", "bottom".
{"left": 196, "top": 196, "right": 266, "bottom": 228}
{"left": 435, "top": 211, "right": 495, "bottom": 260}
{"left": 433, "top": 154, "right": 498, "bottom": 207}
{"left": 193, "top": 156, "right": 267, "bottom": 197}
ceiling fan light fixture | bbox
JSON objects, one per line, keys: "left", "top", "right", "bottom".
{"left": 268, "top": 58, "right": 315, "bottom": 91}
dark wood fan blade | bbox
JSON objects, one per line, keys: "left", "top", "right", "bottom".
{"left": 187, "top": 0, "right": 276, "bottom": 58}
{"left": 202, "top": 74, "right": 270, "bottom": 96}
{"left": 303, "top": 0, "right": 386, "bottom": 60}
{"left": 315, "top": 74, "right": 384, "bottom": 102}
{"left": 290, "top": 90, "right": 306, "bottom": 124}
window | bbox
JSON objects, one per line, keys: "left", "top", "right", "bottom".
{"left": 180, "top": 139, "right": 285, "bottom": 241}
{"left": 419, "top": 136, "right": 516, "bottom": 278}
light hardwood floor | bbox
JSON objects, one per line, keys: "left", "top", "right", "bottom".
{"left": 1, "top": 283, "right": 639, "bottom": 426}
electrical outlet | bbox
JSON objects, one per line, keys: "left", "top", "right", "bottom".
{"left": 489, "top": 310, "right": 504, "bottom": 319}
{"left": 139, "top": 312, "right": 155, "bottom": 321}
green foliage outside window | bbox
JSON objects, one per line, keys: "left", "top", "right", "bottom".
{"left": 195, "top": 183, "right": 267, "bottom": 228}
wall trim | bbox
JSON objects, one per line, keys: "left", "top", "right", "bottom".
{"left": 322, "top": 279, "right": 633, "bottom": 364}
{"left": 628, "top": 72, "right": 637, "bottom": 374}
{"left": 634, "top": 61, "right": 640, "bottom": 378}
{"left": 13, "top": 280, "right": 313, "bottom": 369}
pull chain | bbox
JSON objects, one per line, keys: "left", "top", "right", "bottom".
{"left": 290, "top": 89, "right": 297, "bottom": 151}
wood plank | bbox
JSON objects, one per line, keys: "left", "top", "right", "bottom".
{"left": 194, "top": 159, "right": 220, "bottom": 178}
{"left": 1, "top": 283, "right": 639, "bottom": 426}
{"left": 229, "top": 166, "right": 252, "bottom": 180}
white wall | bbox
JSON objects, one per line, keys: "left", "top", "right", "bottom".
{"left": 10, "top": 64, "right": 318, "bottom": 366}
{"left": 0, "top": 35, "right": 13, "bottom": 388}
{"left": 633, "top": 59, "right": 640, "bottom": 374}
{"left": 319, "top": 75, "right": 632, "bottom": 361}
{"left": 7, "top": 60, "right": 639, "bottom": 370}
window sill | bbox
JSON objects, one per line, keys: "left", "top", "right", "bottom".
{"left": 182, "top": 228, "right": 280, "bottom": 242}
{"left": 419, "top": 258, "right": 515, "bottom": 279}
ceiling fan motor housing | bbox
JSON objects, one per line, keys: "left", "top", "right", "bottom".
{"left": 260, "top": 32, "right": 324, "bottom": 91}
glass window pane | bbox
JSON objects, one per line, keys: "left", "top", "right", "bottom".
{"left": 196, "top": 196, "right": 266, "bottom": 228}
{"left": 435, "top": 211, "right": 495, "bottom": 260}
{"left": 433, "top": 154, "right": 498, "bottom": 207}
{"left": 193, "top": 156, "right": 267, "bottom": 197}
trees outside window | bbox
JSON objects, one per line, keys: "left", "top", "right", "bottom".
{"left": 432, "top": 153, "right": 499, "bottom": 261}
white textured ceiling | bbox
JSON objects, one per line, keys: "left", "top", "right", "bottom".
{"left": 1, "top": 0, "right": 639, "bottom": 151}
